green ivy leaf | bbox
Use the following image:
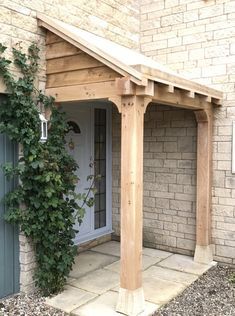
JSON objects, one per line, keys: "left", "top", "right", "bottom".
{"left": 0, "top": 42, "right": 96, "bottom": 297}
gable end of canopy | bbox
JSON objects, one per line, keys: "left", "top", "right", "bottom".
{"left": 37, "top": 13, "right": 223, "bottom": 108}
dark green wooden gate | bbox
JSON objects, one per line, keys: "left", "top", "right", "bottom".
{"left": 0, "top": 95, "right": 19, "bottom": 299}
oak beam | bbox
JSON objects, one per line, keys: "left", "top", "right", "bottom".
{"left": 45, "top": 81, "right": 117, "bottom": 102}
{"left": 116, "top": 96, "right": 146, "bottom": 316}
{"left": 133, "top": 64, "right": 223, "bottom": 101}
{"left": 153, "top": 84, "right": 211, "bottom": 111}
{"left": 194, "top": 108, "right": 213, "bottom": 264}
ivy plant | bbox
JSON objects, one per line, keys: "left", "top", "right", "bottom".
{"left": 0, "top": 43, "right": 94, "bottom": 296}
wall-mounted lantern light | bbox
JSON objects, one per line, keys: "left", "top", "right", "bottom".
{"left": 39, "top": 113, "right": 48, "bottom": 142}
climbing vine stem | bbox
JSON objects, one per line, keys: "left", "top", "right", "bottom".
{"left": 0, "top": 43, "right": 94, "bottom": 296}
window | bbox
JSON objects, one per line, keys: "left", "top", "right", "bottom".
{"left": 67, "top": 121, "right": 81, "bottom": 134}
{"left": 94, "top": 109, "right": 106, "bottom": 229}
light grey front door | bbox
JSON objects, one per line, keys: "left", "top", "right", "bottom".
{"left": 65, "top": 103, "right": 112, "bottom": 244}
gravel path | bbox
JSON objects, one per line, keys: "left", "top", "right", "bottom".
{"left": 0, "top": 265, "right": 234, "bottom": 316}
{"left": 0, "top": 293, "right": 67, "bottom": 316}
{"left": 155, "top": 265, "right": 235, "bottom": 316}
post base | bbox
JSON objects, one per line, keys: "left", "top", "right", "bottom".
{"left": 116, "top": 287, "right": 145, "bottom": 316}
{"left": 194, "top": 244, "right": 213, "bottom": 264}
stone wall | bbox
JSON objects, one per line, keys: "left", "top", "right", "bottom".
{"left": 140, "top": 0, "right": 235, "bottom": 264}
{"left": 112, "top": 104, "right": 197, "bottom": 256}
{"left": 0, "top": 0, "right": 140, "bottom": 293}
{"left": 0, "top": 0, "right": 139, "bottom": 92}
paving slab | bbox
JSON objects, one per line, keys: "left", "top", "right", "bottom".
{"left": 72, "top": 291, "right": 159, "bottom": 316}
{"left": 144, "top": 266, "right": 198, "bottom": 285}
{"left": 143, "top": 276, "right": 186, "bottom": 305}
{"left": 104, "top": 255, "right": 162, "bottom": 273}
{"left": 70, "top": 250, "right": 118, "bottom": 278}
{"left": 143, "top": 248, "right": 172, "bottom": 260}
{"left": 67, "top": 277, "right": 77, "bottom": 285}
{"left": 90, "top": 241, "right": 120, "bottom": 257}
{"left": 52, "top": 243, "right": 210, "bottom": 316}
{"left": 70, "top": 268, "right": 119, "bottom": 294}
{"left": 46, "top": 285, "right": 97, "bottom": 313}
{"left": 158, "top": 254, "right": 212, "bottom": 275}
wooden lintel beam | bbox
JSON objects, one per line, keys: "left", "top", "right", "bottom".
{"left": 153, "top": 83, "right": 210, "bottom": 110}
{"left": 133, "top": 64, "right": 223, "bottom": 100}
{"left": 46, "top": 81, "right": 117, "bottom": 102}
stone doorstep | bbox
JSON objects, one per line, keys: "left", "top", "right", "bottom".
{"left": 70, "top": 250, "right": 119, "bottom": 279}
{"left": 90, "top": 241, "right": 121, "bottom": 257}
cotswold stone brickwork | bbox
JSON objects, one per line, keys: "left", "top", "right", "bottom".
{"left": 140, "top": 0, "right": 235, "bottom": 264}
{"left": 0, "top": 0, "right": 139, "bottom": 93}
{"left": 112, "top": 105, "right": 197, "bottom": 256}
{"left": 143, "top": 105, "right": 197, "bottom": 256}
{"left": 0, "top": 0, "right": 139, "bottom": 293}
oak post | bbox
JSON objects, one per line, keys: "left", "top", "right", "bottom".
{"left": 194, "top": 108, "right": 213, "bottom": 264}
{"left": 116, "top": 95, "right": 146, "bottom": 316}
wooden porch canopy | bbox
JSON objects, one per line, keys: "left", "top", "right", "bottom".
{"left": 38, "top": 13, "right": 222, "bottom": 316}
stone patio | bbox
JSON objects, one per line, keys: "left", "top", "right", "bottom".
{"left": 46, "top": 241, "right": 215, "bottom": 316}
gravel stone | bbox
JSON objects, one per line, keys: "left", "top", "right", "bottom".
{"left": 155, "top": 265, "right": 235, "bottom": 316}
{"left": 0, "top": 293, "right": 68, "bottom": 316}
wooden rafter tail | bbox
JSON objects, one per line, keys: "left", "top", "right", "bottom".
{"left": 136, "top": 80, "right": 154, "bottom": 97}
{"left": 133, "top": 64, "right": 223, "bottom": 103}
{"left": 153, "top": 84, "right": 212, "bottom": 110}
{"left": 212, "top": 97, "right": 223, "bottom": 106}
{"left": 185, "top": 90, "right": 195, "bottom": 99}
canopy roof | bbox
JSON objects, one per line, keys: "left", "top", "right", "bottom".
{"left": 37, "top": 13, "right": 223, "bottom": 104}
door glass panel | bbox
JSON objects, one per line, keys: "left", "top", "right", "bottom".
{"left": 94, "top": 109, "right": 106, "bottom": 229}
